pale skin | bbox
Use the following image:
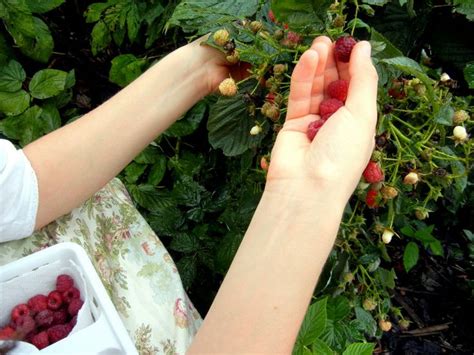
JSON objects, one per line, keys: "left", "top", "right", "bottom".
{"left": 23, "top": 35, "right": 378, "bottom": 353}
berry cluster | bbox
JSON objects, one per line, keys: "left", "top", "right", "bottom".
{"left": 0, "top": 274, "right": 84, "bottom": 350}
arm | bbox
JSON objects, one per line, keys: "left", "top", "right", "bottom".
{"left": 187, "top": 37, "right": 378, "bottom": 354}
{"left": 23, "top": 39, "right": 240, "bottom": 230}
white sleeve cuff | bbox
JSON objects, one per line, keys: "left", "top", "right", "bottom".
{"left": 0, "top": 139, "right": 39, "bottom": 242}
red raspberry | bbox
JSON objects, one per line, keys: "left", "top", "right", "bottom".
{"left": 62, "top": 287, "right": 80, "bottom": 303}
{"left": 335, "top": 36, "right": 357, "bottom": 63}
{"left": 69, "top": 315, "right": 78, "bottom": 329}
{"left": 11, "top": 304, "right": 30, "bottom": 321}
{"left": 31, "top": 331, "right": 49, "bottom": 350}
{"left": 28, "top": 294, "right": 48, "bottom": 315}
{"left": 365, "top": 189, "right": 379, "bottom": 208}
{"left": 327, "top": 79, "right": 349, "bottom": 102}
{"left": 363, "top": 161, "right": 384, "bottom": 183}
{"left": 35, "top": 309, "right": 54, "bottom": 328}
{"left": 287, "top": 31, "right": 301, "bottom": 44}
{"left": 319, "top": 98, "right": 343, "bottom": 118}
{"left": 68, "top": 299, "right": 84, "bottom": 317}
{"left": 48, "top": 291, "right": 64, "bottom": 310}
{"left": 268, "top": 10, "right": 276, "bottom": 23}
{"left": 12, "top": 315, "right": 35, "bottom": 337}
{"left": 56, "top": 274, "right": 74, "bottom": 293}
{"left": 307, "top": 120, "right": 325, "bottom": 141}
{"left": 52, "top": 309, "right": 68, "bottom": 325}
{"left": 47, "top": 324, "right": 69, "bottom": 344}
{"left": 265, "top": 92, "right": 275, "bottom": 103}
{"left": 0, "top": 326, "right": 16, "bottom": 340}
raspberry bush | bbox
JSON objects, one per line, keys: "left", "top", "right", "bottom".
{"left": 0, "top": 0, "right": 473, "bottom": 353}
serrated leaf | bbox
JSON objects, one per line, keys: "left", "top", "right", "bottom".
{"left": 428, "top": 240, "right": 444, "bottom": 256}
{"left": 25, "top": 0, "right": 65, "bottom": 14}
{"left": 453, "top": 0, "right": 474, "bottom": 21}
{"left": 271, "top": 0, "right": 332, "bottom": 31}
{"left": 434, "top": 104, "right": 454, "bottom": 126}
{"left": 208, "top": 85, "right": 264, "bottom": 156}
{"left": 167, "top": 0, "right": 259, "bottom": 34}
{"left": 464, "top": 62, "right": 474, "bottom": 89}
{"left": 342, "top": 343, "right": 375, "bottom": 355}
{"left": 370, "top": 29, "right": 403, "bottom": 59}
{"left": 312, "top": 339, "right": 334, "bottom": 355}
{"left": 126, "top": 3, "right": 140, "bottom": 42}
{"left": 148, "top": 158, "right": 167, "bottom": 186}
{"left": 0, "top": 105, "right": 43, "bottom": 146}
{"left": 327, "top": 296, "right": 350, "bottom": 321}
{"left": 297, "top": 297, "right": 327, "bottom": 346}
{"left": 0, "top": 60, "right": 26, "bottom": 92}
{"left": 29, "top": 69, "right": 68, "bottom": 99}
{"left": 91, "top": 20, "right": 111, "bottom": 55}
{"left": 176, "top": 256, "right": 197, "bottom": 289}
{"left": 165, "top": 101, "right": 207, "bottom": 137}
{"left": 124, "top": 162, "right": 147, "bottom": 184}
{"left": 109, "top": 54, "right": 147, "bottom": 87}
{"left": 0, "top": 90, "right": 30, "bottom": 116}
{"left": 128, "top": 184, "right": 174, "bottom": 211}
{"left": 403, "top": 242, "right": 419, "bottom": 272}
{"left": 148, "top": 205, "right": 185, "bottom": 236}
{"left": 214, "top": 231, "right": 243, "bottom": 274}
{"left": 6, "top": 17, "right": 53, "bottom": 63}
{"left": 375, "top": 268, "right": 396, "bottom": 289}
{"left": 39, "top": 103, "right": 61, "bottom": 133}
{"left": 355, "top": 306, "right": 377, "bottom": 336}
{"left": 0, "top": 33, "right": 13, "bottom": 66}
{"left": 170, "top": 233, "right": 199, "bottom": 253}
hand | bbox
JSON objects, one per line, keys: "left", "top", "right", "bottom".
{"left": 185, "top": 35, "right": 251, "bottom": 95}
{"left": 266, "top": 36, "right": 379, "bottom": 203}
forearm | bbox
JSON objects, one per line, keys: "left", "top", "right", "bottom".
{"left": 188, "top": 183, "right": 346, "bottom": 354}
{"left": 23, "top": 43, "right": 209, "bottom": 229}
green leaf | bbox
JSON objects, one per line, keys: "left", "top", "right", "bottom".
{"left": 464, "top": 62, "right": 474, "bottom": 88}
{"left": 6, "top": 17, "right": 54, "bottom": 63}
{"left": 170, "top": 233, "right": 200, "bottom": 253}
{"left": 0, "top": 32, "right": 14, "bottom": 66}
{"left": 165, "top": 101, "right": 207, "bottom": 137}
{"left": 148, "top": 205, "right": 185, "bottom": 236}
{"left": 380, "top": 56, "right": 423, "bottom": 73}
{"left": 0, "top": 60, "right": 26, "bottom": 92}
{"left": 0, "top": 106, "right": 43, "bottom": 146}
{"left": 271, "top": 0, "right": 332, "bottom": 31}
{"left": 126, "top": 3, "right": 140, "bottom": 42}
{"left": 39, "top": 103, "right": 61, "bottom": 133}
{"left": 148, "top": 157, "right": 167, "bottom": 186}
{"left": 29, "top": 69, "right": 68, "bottom": 99}
{"left": 167, "top": 0, "right": 259, "bottom": 34}
{"left": 208, "top": 83, "right": 264, "bottom": 156}
{"left": 91, "top": 20, "right": 111, "bottom": 55}
{"left": 434, "top": 104, "right": 454, "bottom": 126}
{"left": 354, "top": 306, "right": 377, "bottom": 336}
{"left": 0, "top": 90, "right": 30, "bottom": 115}
{"left": 214, "top": 231, "right": 243, "bottom": 274}
{"left": 327, "top": 296, "right": 350, "bottom": 321}
{"left": 370, "top": 29, "right": 403, "bottom": 59}
{"left": 453, "top": 0, "right": 474, "bottom": 21}
{"left": 362, "top": 0, "right": 389, "bottom": 5}
{"left": 176, "top": 256, "right": 197, "bottom": 289}
{"left": 311, "top": 339, "right": 334, "bottom": 355}
{"left": 403, "top": 242, "right": 419, "bottom": 272}
{"left": 134, "top": 146, "right": 163, "bottom": 164}
{"left": 375, "top": 268, "right": 396, "bottom": 289}
{"left": 109, "top": 54, "right": 148, "bottom": 87}
{"left": 128, "top": 184, "right": 173, "bottom": 211}
{"left": 25, "top": 0, "right": 65, "bottom": 13}
{"left": 342, "top": 343, "right": 375, "bottom": 355}
{"left": 124, "top": 162, "right": 147, "bottom": 184}
{"left": 297, "top": 297, "right": 328, "bottom": 346}
{"left": 428, "top": 240, "right": 444, "bottom": 257}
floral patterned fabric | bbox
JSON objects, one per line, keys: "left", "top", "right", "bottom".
{"left": 0, "top": 178, "right": 202, "bottom": 354}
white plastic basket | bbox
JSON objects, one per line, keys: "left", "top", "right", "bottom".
{"left": 0, "top": 242, "right": 138, "bottom": 354}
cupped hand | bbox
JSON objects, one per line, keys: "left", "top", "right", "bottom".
{"left": 266, "top": 36, "right": 379, "bottom": 203}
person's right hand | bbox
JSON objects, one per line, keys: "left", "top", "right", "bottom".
{"left": 266, "top": 36, "right": 379, "bottom": 204}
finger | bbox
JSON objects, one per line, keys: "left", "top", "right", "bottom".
{"left": 308, "top": 41, "right": 330, "bottom": 113}
{"left": 311, "top": 36, "right": 339, "bottom": 92}
{"left": 286, "top": 49, "right": 319, "bottom": 120}
{"left": 345, "top": 41, "right": 378, "bottom": 124}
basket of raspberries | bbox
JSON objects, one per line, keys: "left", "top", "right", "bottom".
{"left": 0, "top": 274, "right": 84, "bottom": 350}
